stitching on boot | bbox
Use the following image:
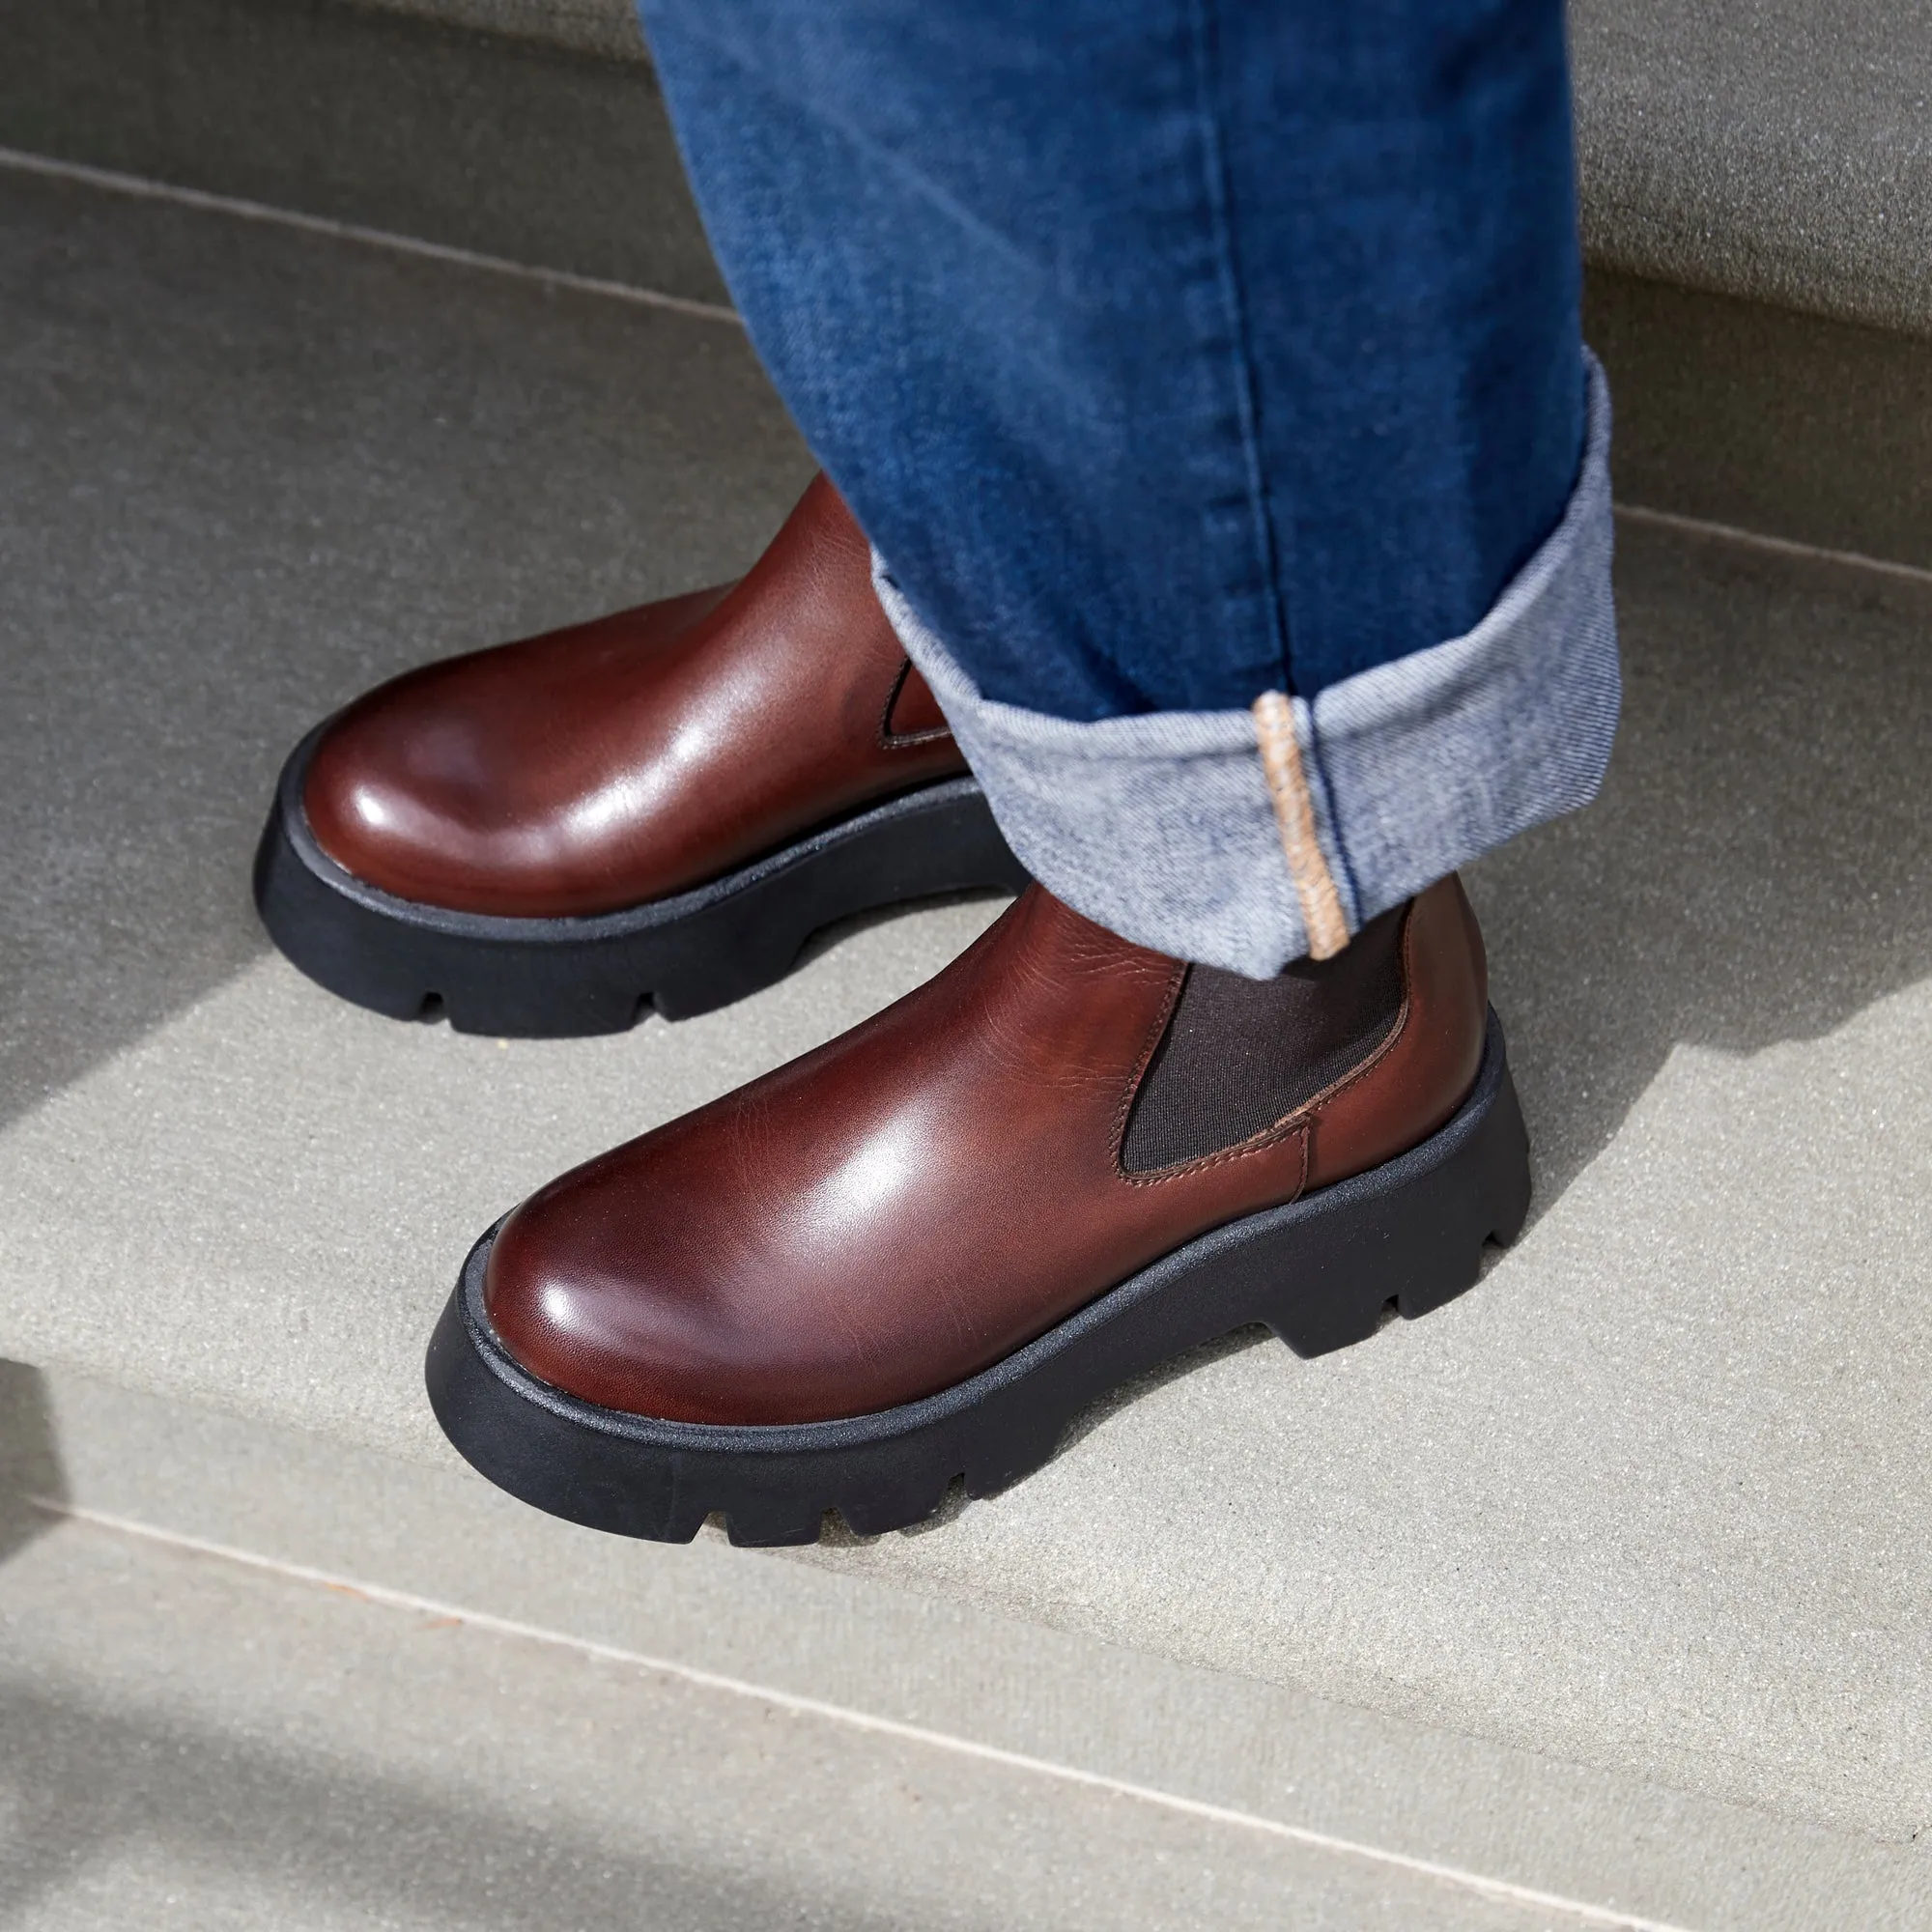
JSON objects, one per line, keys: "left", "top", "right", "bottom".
{"left": 1106, "top": 961, "right": 1192, "bottom": 1179}
{"left": 1277, "top": 901, "right": 1417, "bottom": 1125}
{"left": 1114, "top": 900, "right": 1413, "bottom": 1181}
{"left": 879, "top": 658, "right": 953, "bottom": 748}
{"left": 1253, "top": 691, "right": 1349, "bottom": 960}
{"left": 1109, "top": 959, "right": 1315, "bottom": 1189}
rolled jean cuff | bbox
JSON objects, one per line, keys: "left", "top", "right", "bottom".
{"left": 873, "top": 351, "right": 1619, "bottom": 978}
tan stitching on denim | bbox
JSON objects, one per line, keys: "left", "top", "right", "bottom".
{"left": 1253, "top": 691, "right": 1349, "bottom": 960}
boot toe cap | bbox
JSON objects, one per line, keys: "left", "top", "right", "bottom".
{"left": 301, "top": 662, "right": 605, "bottom": 915}
{"left": 302, "top": 673, "right": 497, "bottom": 899}
{"left": 481, "top": 1160, "right": 765, "bottom": 1426}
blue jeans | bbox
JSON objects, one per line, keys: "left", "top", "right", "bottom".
{"left": 639, "top": 0, "right": 1618, "bottom": 974}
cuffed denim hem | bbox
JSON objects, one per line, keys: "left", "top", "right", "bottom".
{"left": 873, "top": 353, "right": 1618, "bottom": 978}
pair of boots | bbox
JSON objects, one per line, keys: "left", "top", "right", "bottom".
{"left": 257, "top": 480, "right": 1530, "bottom": 1546}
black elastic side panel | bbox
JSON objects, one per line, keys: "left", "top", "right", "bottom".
{"left": 1121, "top": 903, "right": 1406, "bottom": 1173}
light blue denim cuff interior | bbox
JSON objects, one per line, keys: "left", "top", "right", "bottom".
{"left": 873, "top": 352, "right": 1619, "bottom": 977}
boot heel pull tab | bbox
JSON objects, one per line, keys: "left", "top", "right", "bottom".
{"left": 1252, "top": 691, "right": 1350, "bottom": 961}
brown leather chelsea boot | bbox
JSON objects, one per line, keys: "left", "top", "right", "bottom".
{"left": 253, "top": 476, "right": 1028, "bottom": 1035}
{"left": 426, "top": 873, "right": 1532, "bottom": 1544}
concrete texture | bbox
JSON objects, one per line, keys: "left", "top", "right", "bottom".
{"left": 0, "top": 0, "right": 725, "bottom": 307}
{"left": 1572, "top": 0, "right": 1932, "bottom": 338}
{"left": 7, "top": 1361, "right": 1930, "bottom": 1932}
{"left": 321, "top": 0, "right": 1932, "bottom": 342}
{"left": 2, "top": 158, "right": 1932, "bottom": 1893}
{"left": 0, "top": 164, "right": 805, "bottom": 1122}
{"left": 4, "top": 1514, "right": 1567, "bottom": 1932}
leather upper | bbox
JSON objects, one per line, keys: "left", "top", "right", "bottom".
{"left": 483, "top": 875, "right": 1489, "bottom": 1425}
{"left": 302, "top": 476, "right": 966, "bottom": 917}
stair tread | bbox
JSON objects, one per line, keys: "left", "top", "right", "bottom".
{"left": 351, "top": 0, "right": 647, "bottom": 63}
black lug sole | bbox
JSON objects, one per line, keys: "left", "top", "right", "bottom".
{"left": 252, "top": 725, "right": 1031, "bottom": 1037}
{"left": 425, "top": 1011, "right": 1532, "bottom": 1545}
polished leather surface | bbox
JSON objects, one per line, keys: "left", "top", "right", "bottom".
{"left": 304, "top": 476, "right": 966, "bottom": 916}
{"left": 484, "top": 876, "right": 1489, "bottom": 1425}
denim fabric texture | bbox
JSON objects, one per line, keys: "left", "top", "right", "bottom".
{"left": 639, "top": 0, "right": 1586, "bottom": 718}
{"left": 639, "top": 0, "right": 1617, "bottom": 969}
{"left": 878, "top": 356, "right": 1617, "bottom": 979}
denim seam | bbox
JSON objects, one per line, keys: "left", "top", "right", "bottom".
{"left": 1185, "top": 0, "right": 1360, "bottom": 923}
{"left": 1183, "top": 0, "right": 1294, "bottom": 700}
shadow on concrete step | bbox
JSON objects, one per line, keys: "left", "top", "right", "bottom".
{"left": 834, "top": 524, "right": 1932, "bottom": 1537}
{"left": 808, "top": 522, "right": 1932, "bottom": 1546}
{"left": 0, "top": 1362, "right": 67, "bottom": 1570}
{"left": 1471, "top": 516, "right": 1932, "bottom": 1216}
{"left": 0, "top": 1679, "right": 911, "bottom": 1932}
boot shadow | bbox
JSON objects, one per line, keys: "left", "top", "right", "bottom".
{"left": 1470, "top": 520, "right": 1932, "bottom": 1218}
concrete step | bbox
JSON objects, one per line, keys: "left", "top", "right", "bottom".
{"left": 48, "top": 0, "right": 1924, "bottom": 341}
{"left": 6, "top": 1491, "right": 1555, "bottom": 1932}
{"left": 354, "top": 0, "right": 648, "bottom": 64}
{"left": 3, "top": 155, "right": 1932, "bottom": 1917}
{"left": 342, "top": 0, "right": 1932, "bottom": 344}
{"left": 0, "top": 0, "right": 724, "bottom": 309}
{"left": 4, "top": 1479, "right": 1556, "bottom": 1932}
{"left": 2, "top": 159, "right": 1931, "bottom": 1924}
{"left": 353, "top": 0, "right": 648, "bottom": 65}
{"left": 8, "top": 1362, "right": 1929, "bottom": 1931}
{"left": 338, "top": 0, "right": 1932, "bottom": 346}
{"left": 337, "top": 0, "right": 1932, "bottom": 348}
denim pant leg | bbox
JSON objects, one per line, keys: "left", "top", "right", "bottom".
{"left": 639, "top": 0, "right": 1618, "bottom": 976}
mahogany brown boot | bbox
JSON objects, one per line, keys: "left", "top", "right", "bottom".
{"left": 253, "top": 476, "right": 1027, "bottom": 1035}
{"left": 425, "top": 873, "right": 1532, "bottom": 1544}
